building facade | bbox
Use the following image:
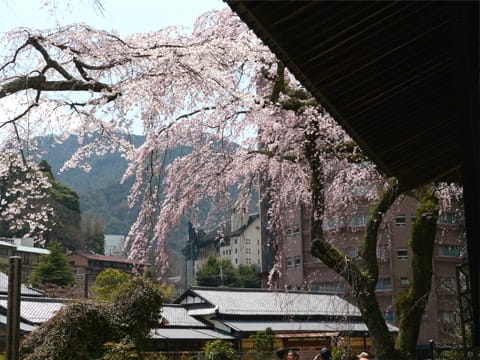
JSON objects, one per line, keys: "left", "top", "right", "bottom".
{"left": 181, "top": 211, "right": 262, "bottom": 291}
{"left": 278, "top": 195, "right": 465, "bottom": 346}
{"left": 68, "top": 252, "right": 141, "bottom": 296}
{"left": 0, "top": 238, "right": 50, "bottom": 282}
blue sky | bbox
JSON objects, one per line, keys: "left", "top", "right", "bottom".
{"left": 0, "top": 0, "right": 226, "bottom": 35}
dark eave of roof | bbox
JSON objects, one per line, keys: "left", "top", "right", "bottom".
{"left": 226, "top": 1, "right": 478, "bottom": 190}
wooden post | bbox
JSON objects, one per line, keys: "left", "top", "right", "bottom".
{"left": 6, "top": 256, "right": 22, "bottom": 360}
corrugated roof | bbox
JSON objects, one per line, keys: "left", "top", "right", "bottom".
{"left": 179, "top": 288, "right": 361, "bottom": 317}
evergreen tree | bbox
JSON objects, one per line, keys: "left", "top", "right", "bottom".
{"left": 28, "top": 241, "right": 75, "bottom": 287}
{"left": 236, "top": 264, "right": 260, "bottom": 288}
{"left": 39, "top": 160, "right": 83, "bottom": 250}
{"left": 196, "top": 256, "right": 237, "bottom": 287}
{"left": 196, "top": 256, "right": 260, "bottom": 288}
{"left": 249, "top": 327, "right": 276, "bottom": 360}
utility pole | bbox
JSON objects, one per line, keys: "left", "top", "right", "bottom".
{"left": 6, "top": 256, "right": 22, "bottom": 360}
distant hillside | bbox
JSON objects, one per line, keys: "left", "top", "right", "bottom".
{"left": 37, "top": 134, "right": 142, "bottom": 235}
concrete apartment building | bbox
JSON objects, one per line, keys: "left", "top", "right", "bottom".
{"left": 182, "top": 211, "right": 262, "bottom": 291}
{"left": 277, "top": 195, "right": 465, "bottom": 346}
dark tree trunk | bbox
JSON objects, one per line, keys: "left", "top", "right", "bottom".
{"left": 396, "top": 188, "right": 438, "bottom": 359}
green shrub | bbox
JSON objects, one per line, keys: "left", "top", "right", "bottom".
{"left": 203, "top": 340, "right": 236, "bottom": 360}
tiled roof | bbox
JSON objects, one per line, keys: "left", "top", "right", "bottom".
{"left": 179, "top": 287, "right": 361, "bottom": 317}
{"left": 69, "top": 252, "right": 135, "bottom": 264}
{"left": 0, "top": 240, "right": 50, "bottom": 254}
{"left": 149, "top": 328, "right": 234, "bottom": 340}
{"left": 0, "top": 296, "right": 66, "bottom": 324}
{"left": 161, "top": 305, "right": 207, "bottom": 327}
{"left": 0, "top": 272, "right": 44, "bottom": 296}
{"left": 0, "top": 313, "right": 36, "bottom": 333}
{"left": 222, "top": 319, "right": 398, "bottom": 333}
{"left": 15, "top": 245, "right": 50, "bottom": 255}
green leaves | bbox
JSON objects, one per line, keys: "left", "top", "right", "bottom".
{"left": 195, "top": 255, "right": 260, "bottom": 288}
{"left": 28, "top": 241, "right": 75, "bottom": 287}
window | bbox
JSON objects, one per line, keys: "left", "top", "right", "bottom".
{"left": 294, "top": 256, "right": 301, "bottom": 268}
{"left": 350, "top": 214, "right": 368, "bottom": 227}
{"left": 396, "top": 248, "right": 408, "bottom": 260}
{"left": 311, "top": 281, "right": 345, "bottom": 293}
{"left": 384, "top": 310, "right": 394, "bottom": 324}
{"left": 376, "top": 278, "right": 392, "bottom": 290}
{"left": 439, "top": 245, "right": 462, "bottom": 257}
{"left": 293, "top": 224, "right": 300, "bottom": 236}
{"left": 376, "top": 247, "right": 389, "bottom": 260}
{"left": 245, "top": 248, "right": 251, "bottom": 254}
{"left": 286, "top": 257, "right": 293, "bottom": 269}
{"left": 438, "top": 212, "right": 464, "bottom": 225}
{"left": 285, "top": 226, "right": 292, "bottom": 237}
{"left": 395, "top": 216, "right": 406, "bottom": 227}
{"left": 21, "top": 253, "right": 31, "bottom": 265}
{"left": 245, "top": 238, "right": 251, "bottom": 245}
{"left": 235, "top": 248, "right": 238, "bottom": 254}
{"left": 400, "top": 277, "right": 410, "bottom": 286}
{"left": 323, "top": 218, "right": 345, "bottom": 230}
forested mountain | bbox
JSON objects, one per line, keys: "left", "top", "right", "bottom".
{"left": 37, "top": 134, "right": 143, "bottom": 235}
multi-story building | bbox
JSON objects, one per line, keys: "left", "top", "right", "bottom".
{"left": 181, "top": 211, "right": 262, "bottom": 291}
{"left": 0, "top": 238, "right": 50, "bottom": 282}
{"left": 68, "top": 252, "right": 143, "bottom": 296}
{"left": 277, "top": 195, "right": 465, "bottom": 346}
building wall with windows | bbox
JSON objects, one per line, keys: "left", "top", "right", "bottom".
{"left": 182, "top": 212, "right": 262, "bottom": 291}
{"left": 277, "top": 195, "right": 465, "bottom": 346}
{"left": 0, "top": 239, "right": 50, "bottom": 282}
{"left": 223, "top": 214, "right": 262, "bottom": 270}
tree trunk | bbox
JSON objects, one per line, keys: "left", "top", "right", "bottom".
{"left": 357, "top": 291, "right": 401, "bottom": 360}
{"left": 396, "top": 188, "right": 438, "bottom": 359}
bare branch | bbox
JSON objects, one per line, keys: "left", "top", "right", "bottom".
{"left": 0, "top": 75, "right": 113, "bottom": 98}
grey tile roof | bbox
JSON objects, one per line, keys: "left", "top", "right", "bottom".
{"left": 0, "top": 272, "right": 45, "bottom": 296}
{"left": 149, "top": 328, "right": 234, "bottom": 340}
{"left": 0, "top": 313, "right": 37, "bottom": 333}
{"left": 221, "top": 319, "right": 398, "bottom": 333}
{"left": 0, "top": 297, "right": 65, "bottom": 324}
{"left": 185, "top": 288, "right": 361, "bottom": 317}
{"left": 161, "top": 305, "right": 207, "bottom": 327}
